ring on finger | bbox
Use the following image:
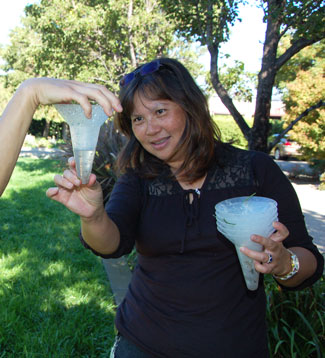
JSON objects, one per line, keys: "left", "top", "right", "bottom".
{"left": 266, "top": 253, "right": 273, "bottom": 264}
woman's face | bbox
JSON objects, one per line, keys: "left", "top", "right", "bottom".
{"left": 131, "top": 93, "right": 187, "bottom": 170}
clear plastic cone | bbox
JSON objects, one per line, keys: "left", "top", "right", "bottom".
{"left": 215, "top": 196, "right": 278, "bottom": 290}
{"left": 55, "top": 104, "right": 108, "bottom": 184}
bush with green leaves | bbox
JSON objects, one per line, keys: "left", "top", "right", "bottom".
{"left": 63, "top": 119, "right": 126, "bottom": 204}
{"left": 265, "top": 273, "right": 325, "bottom": 358}
{"left": 214, "top": 115, "right": 252, "bottom": 149}
{"left": 319, "top": 172, "right": 325, "bottom": 191}
{"left": 92, "top": 120, "right": 126, "bottom": 203}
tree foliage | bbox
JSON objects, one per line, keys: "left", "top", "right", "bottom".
{"left": 161, "top": 0, "right": 325, "bottom": 152}
{"left": 206, "top": 59, "right": 255, "bottom": 102}
{"left": 280, "top": 43, "right": 325, "bottom": 161}
{"left": 0, "top": 79, "right": 12, "bottom": 115}
{"left": 1, "top": 0, "right": 205, "bottom": 99}
{"left": 3, "top": 0, "right": 175, "bottom": 90}
{"left": 1, "top": 0, "right": 202, "bottom": 134}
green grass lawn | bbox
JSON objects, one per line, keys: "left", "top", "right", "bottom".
{"left": 0, "top": 158, "right": 116, "bottom": 358}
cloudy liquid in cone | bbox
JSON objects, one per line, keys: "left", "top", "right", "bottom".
{"left": 74, "top": 149, "right": 95, "bottom": 184}
{"left": 235, "top": 246, "right": 260, "bottom": 290}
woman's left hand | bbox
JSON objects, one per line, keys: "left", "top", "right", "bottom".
{"left": 239, "top": 221, "right": 292, "bottom": 277}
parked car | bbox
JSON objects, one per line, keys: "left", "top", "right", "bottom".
{"left": 269, "top": 134, "right": 301, "bottom": 160}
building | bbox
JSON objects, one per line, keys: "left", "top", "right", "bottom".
{"left": 208, "top": 96, "right": 285, "bottom": 119}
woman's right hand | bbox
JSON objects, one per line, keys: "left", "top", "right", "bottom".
{"left": 46, "top": 157, "right": 105, "bottom": 220}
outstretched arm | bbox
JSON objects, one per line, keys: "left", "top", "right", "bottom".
{"left": 0, "top": 77, "right": 122, "bottom": 196}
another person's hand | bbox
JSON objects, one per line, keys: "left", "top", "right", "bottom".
{"left": 46, "top": 157, "right": 105, "bottom": 220}
{"left": 239, "top": 221, "right": 292, "bottom": 277}
{"left": 19, "top": 77, "right": 122, "bottom": 118}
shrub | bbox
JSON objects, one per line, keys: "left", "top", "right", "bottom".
{"left": 92, "top": 120, "right": 126, "bottom": 203}
{"left": 213, "top": 115, "right": 252, "bottom": 149}
{"left": 265, "top": 273, "right": 325, "bottom": 358}
{"left": 269, "top": 119, "right": 285, "bottom": 136}
{"left": 319, "top": 172, "right": 325, "bottom": 191}
{"left": 62, "top": 119, "right": 126, "bottom": 204}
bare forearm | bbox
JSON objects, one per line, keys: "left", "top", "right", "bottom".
{"left": 0, "top": 81, "right": 39, "bottom": 195}
{"left": 81, "top": 209, "right": 120, "bottom": 255}
{"left": 275, "top": 247, "right": 317, "bottom": 288}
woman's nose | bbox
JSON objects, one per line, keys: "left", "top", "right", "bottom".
{"left": 145, "top": 118, "right": 160, "bottom": 135}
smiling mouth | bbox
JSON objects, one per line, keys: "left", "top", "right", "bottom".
{"left": 151, "top": 137, "right": 170, "bottom": 146}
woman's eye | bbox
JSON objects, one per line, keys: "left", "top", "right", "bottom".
{"left": 157, "top": 109, "right": 165, "bottom": 115}
{"left": 132, "top": 116, "right": 143, "bottom": 123}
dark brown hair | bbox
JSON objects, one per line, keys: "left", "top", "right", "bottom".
{"left": 114, "top": 57, "right": 222, "bottom": 183}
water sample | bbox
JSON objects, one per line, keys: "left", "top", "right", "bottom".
{"left": 215, "top": 196, "right": 278, "bottom": 290}
{"left": 55, "top": 104, "right": 108, "bottom": 184}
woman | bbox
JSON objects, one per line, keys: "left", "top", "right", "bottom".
{"left": 46, "top": 58, "right": 324, "bottom": 357}
{"left": 0, "top": 78, "right": 121, "bottom": 196}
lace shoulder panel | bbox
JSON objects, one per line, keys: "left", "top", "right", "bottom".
{"left": 147, "top": 177, "right": 177, "bottom": 196}
{"left": 206, "top": 147, "right": 257, "bottom": 190}
{"left": 146, "top": 147, "right": 257, "bottom": 196}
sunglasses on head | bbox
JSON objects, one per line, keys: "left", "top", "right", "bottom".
{"left": 119, "top": 59, "right": 162, "bottom": 87}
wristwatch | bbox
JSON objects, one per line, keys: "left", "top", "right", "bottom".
{"left": 273, "top": 249, "right": 300, "bottom": 281}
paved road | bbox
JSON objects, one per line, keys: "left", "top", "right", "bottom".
{"left": 274, "top": 160, "right": 324, "bottom": 253}
{"left": 292, "top": 182, "right": 325, "bottom": 253}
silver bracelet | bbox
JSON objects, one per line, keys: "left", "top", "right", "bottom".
{"left": 273, "top": 249, "right": 300, "bottom": 281}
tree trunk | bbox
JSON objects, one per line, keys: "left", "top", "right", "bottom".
{"left": 208, "top": 43, "right": 251, "bottom": 141}
{"left": 128, "top": 0, "right": 137, "bottom": 67}
{"left": 62, "top": 122, "right": 69, "bottom": 141}
{"left": 42, "top": 120, "right": 50, "bottom": 138}
{"left": 250, "top": 0, "right": 282, "bottom": 152}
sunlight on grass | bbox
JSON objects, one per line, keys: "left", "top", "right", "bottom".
{"left": 0, "top": 251, "right": 27, "bottom": 280}
{"left": 0, "top": 158, "right": 116, "bottom": 357}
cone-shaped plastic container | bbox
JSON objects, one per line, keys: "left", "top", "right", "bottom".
{"left": 55, "top": 104, "right": 107, "bottom": 184}
{"left": 215, "top": 196, "right": 278, "bottom": 290}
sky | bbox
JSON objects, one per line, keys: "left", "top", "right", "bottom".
{"left": 0, "top": 0, "right": 38, "bottom": 46}
{"left": 218, "top": 3, "right": 266, "bottom": 72}
{"left": 0, "top": 0, "right": 266, "bottom": 73}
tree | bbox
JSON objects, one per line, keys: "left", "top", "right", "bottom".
{"left": 278, "top": 42, "right": 325, "bottom": 161}
{"left": 2, "top": 0, "right": 206, "bottom": 95}
{"left": 0, "top": 78, "right": 12, "bottom": 114}
{"left": 161, "top": 0, "right": 325, "bottom": 152}
{"left": 1, "top": 0, "right": 177, "bottom": 138}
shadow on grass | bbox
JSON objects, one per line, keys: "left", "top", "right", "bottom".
{"left": 15, "top": 157, "right": 66, "bottom": 174}
{"left": 0, "top": 161, "right": 116, "bottom": 357}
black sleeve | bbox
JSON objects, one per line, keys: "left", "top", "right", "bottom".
{"left": 251, "top": 151, "right": 324, "bottom": 290}
{"left": 80, "top": 171, "right": 142, "bottom": 259}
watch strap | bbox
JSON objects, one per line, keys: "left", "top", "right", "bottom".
{"left": 273, "top": 249, "right": 300, "bottom": 281}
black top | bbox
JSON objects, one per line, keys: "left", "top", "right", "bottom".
{"left": 81, "top": 145, "right": 324, "bottom": 358}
